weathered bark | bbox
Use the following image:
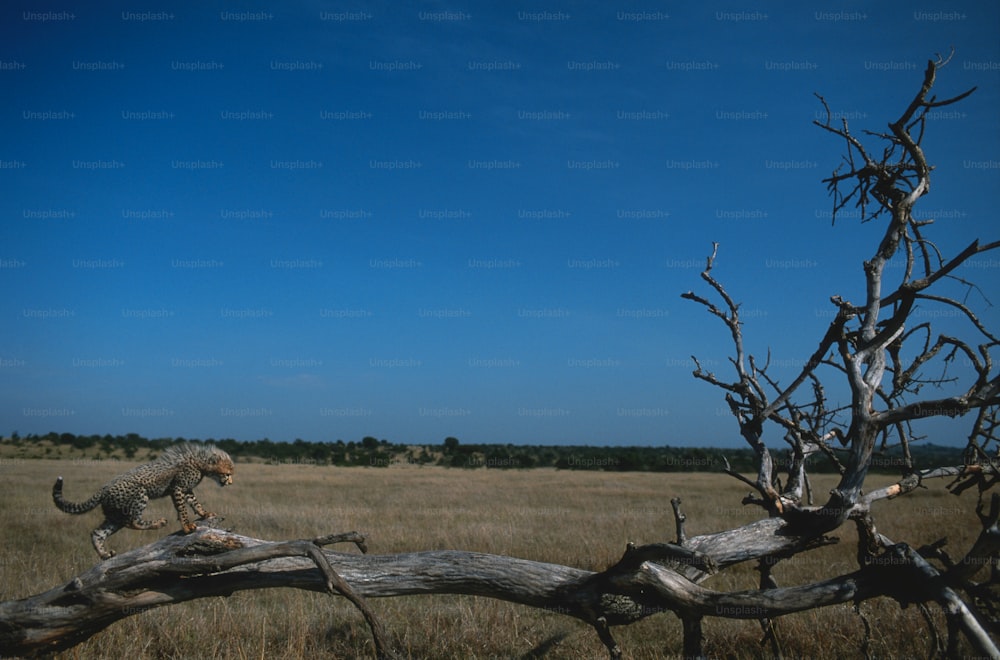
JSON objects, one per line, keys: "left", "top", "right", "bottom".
{"left": 1, "top": 520, "right": 997, "bottom": 658}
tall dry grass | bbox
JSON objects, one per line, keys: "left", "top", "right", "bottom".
{"left": 0, "top": 458, "right": 987, "bottom": 658}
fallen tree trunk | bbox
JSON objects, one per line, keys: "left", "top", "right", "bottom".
{"left": 2, "top": 521, "right": 997, "bottom": 658}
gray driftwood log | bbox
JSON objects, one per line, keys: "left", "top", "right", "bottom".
{"left": 2, "top": 509, "right": 997, "bottom": 659}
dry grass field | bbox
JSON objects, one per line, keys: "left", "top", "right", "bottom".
{"left": 0, "top": 458, "right": 988, "bottom": 658}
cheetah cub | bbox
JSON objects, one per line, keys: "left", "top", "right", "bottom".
{"left": 53, "top": 444, "right": 234, "bottom": 559}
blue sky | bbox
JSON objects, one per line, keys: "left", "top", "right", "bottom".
{"left": 2, "top": 1, "right": 998, "bottom": 447}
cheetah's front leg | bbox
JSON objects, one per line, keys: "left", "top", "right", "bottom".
{"left": 170, "top": 487, "right": 198, "bottom": 533}
{"left": 184, "top": 491, "right": 216, "bottom": 520}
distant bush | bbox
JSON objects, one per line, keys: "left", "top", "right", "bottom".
{"left": 2, "top": 432, "right": 963, "bottom": 473}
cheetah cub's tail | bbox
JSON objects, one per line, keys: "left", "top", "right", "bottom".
{"left": 52, "top": 477, "right": 103, "bottom": 514}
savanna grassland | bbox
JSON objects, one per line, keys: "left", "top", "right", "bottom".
{"left": 0, "top": 458, "right": 988, "bottom": 659}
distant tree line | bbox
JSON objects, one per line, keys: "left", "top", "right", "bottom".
{"left": 3, "top": 431, "right": 964, "bottom": 475}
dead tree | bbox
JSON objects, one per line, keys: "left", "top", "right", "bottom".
{"left": 681, "top": 50, "right": 999, "bottom": 653}
{"left": 1, "top": 53, "right": 998, "bottom": 659}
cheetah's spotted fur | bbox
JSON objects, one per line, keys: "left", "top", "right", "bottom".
{"left": 53, "top": 444, "right": 234, "bottom": 559}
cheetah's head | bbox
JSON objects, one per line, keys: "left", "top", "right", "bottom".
{"left": 205, "top": 451, "right": 235, "bottom": 486}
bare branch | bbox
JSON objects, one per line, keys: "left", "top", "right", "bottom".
{"left": 875, "top": 375, "right": 1000, "bottom": 428}
{"left": 912, "top": 293, "right": 1000, "bottom": 344}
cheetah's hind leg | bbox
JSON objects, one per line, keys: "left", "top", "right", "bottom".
{"left": 121, "top": 493, "right": 168, "bottom": 531}
{"left": 91, "top": 519, "right": 122, "bottom": 560}
{"left": 126, "top": 515, "right": 169, "bottom": 531}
